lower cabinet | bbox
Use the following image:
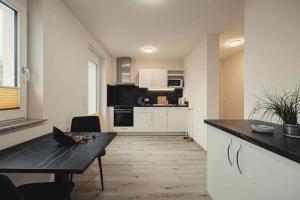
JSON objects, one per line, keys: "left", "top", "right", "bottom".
{"left": 153, "top": 108, "right": 168, "bottom": 132}
{"left": 134, "top": 107, "right": 154, "bottom": 132}
{"left": 207, "top": 126, "right": 300, "bottom": 200}
{"left": 133, "top": 107, "right": 187, "bottom": 133}
{"left": 109, "top": 107, "right": 188, "bottom": 133}
{"left": 167, "top": 107, "right": 187, "bottom": 132}
{"left": 207, "top": 127, "right": 244, "bottom": 200}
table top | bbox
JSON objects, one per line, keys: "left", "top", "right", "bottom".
{"left": 0, "top": 132, "right": 117, "bottom": 174}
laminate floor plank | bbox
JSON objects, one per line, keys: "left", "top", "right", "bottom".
{"left": 72, "top": 136, "right": 211, "bottom": 200}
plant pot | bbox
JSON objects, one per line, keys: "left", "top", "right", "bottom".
{"left": 283, "top": 124, "right": 300, "bottom": 138}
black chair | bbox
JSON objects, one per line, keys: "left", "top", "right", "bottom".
{"left": 0, "top": 174, "right": 74, "bottom": 200}
{"left": 70, "top": 116, "right": 105, "bottom": 191}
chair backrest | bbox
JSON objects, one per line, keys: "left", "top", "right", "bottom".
{"left": 71, "top": 116, "right": 101, "bottom": 132}
{"left": 0, "top": 174, "right": 24, "bottom": 200}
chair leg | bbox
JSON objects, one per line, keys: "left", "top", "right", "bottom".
{"left": 97, "top": 156, "right": 104, "bottom": 191}
{"left": 70, "top": 173, "right": 73, "bottom": 183}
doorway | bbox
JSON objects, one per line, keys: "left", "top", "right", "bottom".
{"left": 219, "top": 38, "right": 244, "bottom": 119}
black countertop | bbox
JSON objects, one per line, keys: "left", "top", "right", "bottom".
{"left": 204, "top": 120, "right": 300, "bottom": 164}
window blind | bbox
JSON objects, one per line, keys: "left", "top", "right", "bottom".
{"left": 0, "top": 87, "right": 20, "bottom": 110}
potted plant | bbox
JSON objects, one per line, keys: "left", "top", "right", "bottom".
{"left": 250, "top": 86, "right": 300, "bottom": 138}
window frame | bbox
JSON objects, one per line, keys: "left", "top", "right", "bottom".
{"left": 0, "top": 0, "right": 27, "bottom": 121}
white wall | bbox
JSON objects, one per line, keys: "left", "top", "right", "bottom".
{"left": 110, "top": 58, "right": 183, "bottom": 84}
{"left": 244, "top": 0, "right": 300, "bottom": 119}
{"left": 42, "top": 0, "right": 112, "bottom": 131}
{"left": 184, "top": 34, "right": 219, "bottom": 150}
{"left": 220, "top": 50, "right": 244, "bottom": 119}
{"left": 0, "top": 0, "right": 112, "bottom": 185}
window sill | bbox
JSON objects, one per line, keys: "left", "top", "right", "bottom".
{"left": 0, "top": 118, "right": 47, "bottom": 133}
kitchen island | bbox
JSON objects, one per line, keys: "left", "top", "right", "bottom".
{"left": 204, "top": 120, "right": 300, "bottom": 200}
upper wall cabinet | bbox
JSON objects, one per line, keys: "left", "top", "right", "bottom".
{"left": 139, "top": 69, "right": 153, "bottom": 88}
{"left": 139, "top": 69, "right": 167, "bottom": 88}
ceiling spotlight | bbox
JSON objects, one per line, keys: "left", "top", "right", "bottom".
{"left": 226, "top": 39, "right": 244, "bottom": 47}
{"left": 142, "top": 47, "right": 156, "bottom": 54}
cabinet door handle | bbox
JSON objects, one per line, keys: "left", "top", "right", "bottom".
{"left": 236, "top": 144, "right": 242, "bottom": 174}
{"left": 227, "top": 140, "right": 233, "bottom": 167}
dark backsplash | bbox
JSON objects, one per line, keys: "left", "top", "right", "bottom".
{"left": 107, "top": 84, "right": 183, "bottom": 106}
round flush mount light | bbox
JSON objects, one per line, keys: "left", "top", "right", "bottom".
{"left": 226, "top": 38, "right": 244, "bottom": 47}
{"left": 142, "top": 47, "right": 156, "bottom": 54}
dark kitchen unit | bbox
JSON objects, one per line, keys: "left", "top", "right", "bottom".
{"left": 107, "top": 84, "right": 183, "bottom": 106}
{"left": 114, "top": 106, "right": 133, "bottom": 127}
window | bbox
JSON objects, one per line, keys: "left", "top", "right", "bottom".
{"left": 0, "top": 2, "right": 18, "bottom": 110}
{"left": 88, "top": 60, "right": 98, "bottom": 114}
{"left": 0, "top": 1, "right": 27, "bottom": 121}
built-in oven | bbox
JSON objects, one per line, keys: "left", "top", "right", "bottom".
{"left": 114, "top": 106, "right": 133, "bottom": 127}
{"left": 168, "top": 79, "right": 184, "bottom": 88}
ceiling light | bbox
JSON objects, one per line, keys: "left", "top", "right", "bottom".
{"left": 226, "top": 39, "right": 244, "bottom": 47}
{"left": 142, "top": 47, "right": 156, "bottom": 54}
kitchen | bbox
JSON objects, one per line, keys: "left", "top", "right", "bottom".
{"left": 1, "top": 0, "right": 300, "bottom": 200}
{"left": 107, "top": 57, "right": 189, "bottom": 134}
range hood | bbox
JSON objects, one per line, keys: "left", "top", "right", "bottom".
{"left": 116, "top": 57, "right": 134, "bottom": 85}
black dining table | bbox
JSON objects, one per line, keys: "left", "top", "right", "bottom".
{"left": 0, "top": 132, "right": 116, "bottom": 183}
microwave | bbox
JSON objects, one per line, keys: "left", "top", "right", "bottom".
{"left": 168, "top": 79, "right": 184, "bottom": 88}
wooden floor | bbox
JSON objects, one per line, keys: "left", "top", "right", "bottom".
{"left": 71, "top": 136, "right": 211, "bottom": 200}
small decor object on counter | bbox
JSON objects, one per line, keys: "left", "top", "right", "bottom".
{"left": 250, "top": 86, "right": 300, "bottom": 138}
{"left": 157, "top": 96, "right": 168, "bottom": 105}
{"left": 53, "top": 127, "right": 76, "bottom": 146}
{"left": 53, "top": 127, "right": 96, "bottom": 146}
{"left": 68, "top": 134, "right": 96, "bottom": 143}
{"left": 283, "top": 124, "right": 300, "bottom": 138}
{"left": 250, "top": 124, "right": 274, "bottom": 134}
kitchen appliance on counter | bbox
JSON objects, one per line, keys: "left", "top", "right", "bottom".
{"left": 178, "top": 97, "right": 186, "bottom": 105}
{"left": 114, "top": 106, "right": 133, "bottom": 127}
{"left": 138, "top": 97, "right": 150, "bottom": 106}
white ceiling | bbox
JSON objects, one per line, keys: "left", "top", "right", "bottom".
{"left": 63, "top": 0, "right": 244, "bottom": 59}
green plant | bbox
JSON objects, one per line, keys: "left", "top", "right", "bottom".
{"left": 250, "top": 86, "right": 300, "bottom": 124}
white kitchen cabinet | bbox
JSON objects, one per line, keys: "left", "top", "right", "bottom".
{"left": 207, "top": 126, "right": 300, "bottom": 200}
{"left": 153, "top": 107, "right": 168, "bottom": 132}
{"left": 138, "top": 69, "right": 167, "bottom": 88}
{"left": 139, "top": 69, "right": 153, "bottom": 88}
{"left": 133, "top": 107, "right": 187, "bottom": 133}
{"left": 207, "top": 127, "right": 244, "bottom": 200}
{"left": 241, "top": 142, "right": 300, "bottom": 200}
{"left": 152, "top": 69, "right": 167, "bottom": 88}
{"left": 134, "top": 107, "right": 153, "bottom": 132}
{"left": 167, "top": 107, "right": 187, "bottom": 132}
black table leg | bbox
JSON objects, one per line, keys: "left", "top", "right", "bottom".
{"left": 98, "top": 156, "right": 104, "bottom": 191}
